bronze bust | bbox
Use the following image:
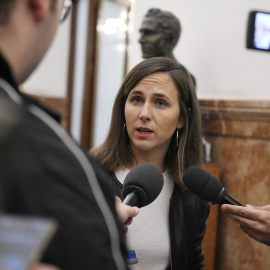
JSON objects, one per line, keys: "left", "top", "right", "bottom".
{"left": 139, "top": 8, "right": 196, "bottom": 87}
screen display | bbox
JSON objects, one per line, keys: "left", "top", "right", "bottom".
{"left": 247, "top": 10, "right": 270, "bottom": 52}
{"left": 0, "top": 215, "right": 57, "bottom": 270}
{"left": 254, "top": 12, "right": 270, "bottom": 50}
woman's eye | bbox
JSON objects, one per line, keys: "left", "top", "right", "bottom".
{"left": 156, "top": 100, "right": 166, "bottom": 107}
{"left": 132, "top": 97, "right": 142, "bottom": 104}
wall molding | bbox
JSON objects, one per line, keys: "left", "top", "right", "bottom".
{"left": 199, "top": 99, "right": 270, "bottom": 140}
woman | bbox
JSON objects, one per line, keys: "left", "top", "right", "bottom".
{"left": 91, "top": 57, "right": 210, "bottom": 270}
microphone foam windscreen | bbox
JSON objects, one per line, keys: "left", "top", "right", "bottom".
{"left": 183, "top": 166, "right": 223, "bottom": 203}
{"left": 122, "top": 163, "right": 164, "bottom": 208}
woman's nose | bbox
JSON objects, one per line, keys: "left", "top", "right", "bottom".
{"left": 139, "top": 105, "right": 152, "bottom": 121}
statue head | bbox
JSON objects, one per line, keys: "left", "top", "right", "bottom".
{"left": 139, "top": 8, "right": 181, "bottom": 59}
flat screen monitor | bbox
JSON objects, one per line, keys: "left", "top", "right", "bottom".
{"left": 247, "top": 10, "right": 270, "bottom": 52}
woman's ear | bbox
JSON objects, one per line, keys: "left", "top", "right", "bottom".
{"left": 28, "top": 0, "right": 50, "bottom": 22}
{"left": 177, "top": 116, "right": 185, "bottom": 129}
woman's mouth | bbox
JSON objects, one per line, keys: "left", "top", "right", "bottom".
{"left": 136, "top": 128, "right": 153, "bottom": 138}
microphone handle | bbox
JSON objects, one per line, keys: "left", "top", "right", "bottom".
{"left": 122, "top": 192, "right": 140, "bottom": 207}
{"left": 122, "top": 193, "right": 140, "bottom": 265}
{"left": 221, "top": 194, "right": 243, "bottom": 206}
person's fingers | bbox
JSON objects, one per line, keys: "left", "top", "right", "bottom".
{"left": 222, "top": 204, "right": 270, "bottom": 246}
{"left": 224, "top": 208, "right": 270, "bottom": 235}
{"left": 221, "top": 205, "right": 253, "bottom": 222}
{"left": 128, "top": 206, "right": 140, "bottom": 218}
{"left": 240, "top": 225, "right": 270, "bottom": 246}
{"left": 123, "top": 224, "right": 128, "bottom": 234}
{"left": 240, "top": 225, "right": 260, "bottom": 241}
{"left": 222, "top": 204, "right": 265, "bottom": 222}
{"left": 221, "top": 204, "right": 243, "bottom": 214}
{"left": 115, "top": 196, "right": 139, "bottom": 217}
{"left": 31, "top": 264, "right": 61, "bottom": 270}
{"left": 115, "top": 196, "right": 140, "bottom": 224}
{"left": 223, "top": 212, "right": 251, "bottom": 226}
{"left": 115, "top": 196, "right": 122, "bottom": 203}
{"left": 249, "top": 205, "right": 270, "bottom": 211}
{"left": 125, "top": 217, "right": 133, "bottom": 225}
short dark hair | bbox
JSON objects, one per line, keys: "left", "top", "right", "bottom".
{"left": 91, "top": 57, "right": 203, "bottom": 189}
{"left": 144, "top": 8, "right": 181, "bottom": 48}
{"left": 0, "top": 0, "right": 16, "bottom": 25}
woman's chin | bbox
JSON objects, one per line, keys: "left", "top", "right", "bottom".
{"left": 133, "top": 142, "right": 153, "bottom": 152}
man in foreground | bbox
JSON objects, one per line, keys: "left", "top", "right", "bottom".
{"left": 0, "top": 0, "right": 138, "bottom": 269}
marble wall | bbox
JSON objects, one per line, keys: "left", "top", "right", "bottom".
{"left": 200, "top": 99, "right": 270, "bottom": 270}
{"left": 202, "top": 163, "right": 220, "bottom": 270}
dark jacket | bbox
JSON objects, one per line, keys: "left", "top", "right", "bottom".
{"left": 0, "top": 53, "right": 128, "bottom": 270}
{"left": 113, "top": 174, "right": 210, "bottom": 270}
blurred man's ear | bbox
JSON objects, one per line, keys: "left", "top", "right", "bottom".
{"left": 28, "top": 0, "right": 51, "bottom": 22}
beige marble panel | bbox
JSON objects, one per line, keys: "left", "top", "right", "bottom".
{"left": 202, "top": 163, "right": 220, "bottom": 270}
{"left": 200, "top": 99, "right": 270, "bottom": 270}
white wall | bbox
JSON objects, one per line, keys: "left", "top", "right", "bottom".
{"left": 128, "top": 0, "right": 270, "bottom": 100}
{"left": 22, "top": 0, "right": 270, "bottom": 100}
{"left": 22, "top": 16, "right": 71, "bottom": 98}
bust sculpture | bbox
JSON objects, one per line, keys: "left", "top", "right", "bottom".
{"left": 138, "top": 8, "right": 196, "bottom": 87}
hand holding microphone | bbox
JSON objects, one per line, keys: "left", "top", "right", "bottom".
{"left": 116, "top": 163, "right": 164, "bottom": 229}
{"left": 115, "top": 196, "right": 139, "bottom": 232}
{"left": 118, "top": 163, "right": 164, "bottom": 265}
{"left": 182, "top": 166, "right": 270, "bottom": 246}
{"left": 221, "top": 204, "right": 270, "bottom": 246}
{"left": 116, "top": 163, "right": 164, "bottom": 224}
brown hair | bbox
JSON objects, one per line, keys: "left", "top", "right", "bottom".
{"left": 0, "top": 0, "right": 16, "bottom": 25}
{"left": 91, "top": 57, "right": 203, "bottom": 189}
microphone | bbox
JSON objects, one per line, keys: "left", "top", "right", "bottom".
{"left": 122, "top": 163, "right": 164, "bottom": 208}
{"left": 183, "top": 166, "right": 242, "bottom": 206}
{"left": 122, "top": 163, "right": 164, "bottom": 265}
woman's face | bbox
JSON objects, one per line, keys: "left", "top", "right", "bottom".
{"left": 124, "top": 72, "right": 184, "bottom": 156}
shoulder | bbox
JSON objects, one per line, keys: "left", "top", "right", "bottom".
{"left": 186, "top": 189, "right": 209, "bottom": 208}
{"left": 88, "top": 154, "right": 123, "bottom": 196}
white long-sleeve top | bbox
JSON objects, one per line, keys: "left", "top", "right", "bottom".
{"left": 115, "top": 168, "right": 174, "bottom": 270}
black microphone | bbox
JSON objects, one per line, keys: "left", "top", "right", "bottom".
{"left": 122, "top": 163, "right": 164, "bottom": 265}
{"left": 183, "top": 166, "right": 242, "bottom": 206}
{"left": 122, "top": 163, "right": 164, "bottom": 208}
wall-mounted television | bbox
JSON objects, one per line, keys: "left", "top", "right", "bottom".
{"left": 246, "top": 10, "right": 270, "bottom": 52}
